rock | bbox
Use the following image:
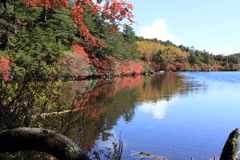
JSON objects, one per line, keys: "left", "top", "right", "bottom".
{"left": 220, "top": 128, "right": 239, "bottom": 160}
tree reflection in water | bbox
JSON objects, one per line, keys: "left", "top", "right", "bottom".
{"left": 66, "top": 73, "right": 196, "bottom": 158}
{"left": 0, "top": 73, "right": 200, "bottom": 159}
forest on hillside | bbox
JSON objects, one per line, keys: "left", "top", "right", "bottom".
{"left": 0, "top": 0, "right": 240, "bottom": 81}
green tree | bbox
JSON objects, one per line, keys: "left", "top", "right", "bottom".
{"left": 188, "top": 52, "right": 201, "bottom": 65}
{"left": 153, "top": 50, "right": 163, "bottom": 63}
{"left": 203, "top": 52, "right": 212, "bottom": 65}
{"left": 96, "top": 24, "right": 141, "bottom": 61}
{"left": 4, "top": 27, "right": 64, "bottom": 79}
{"left": 122, "top": 25, "right": 141, "bottom": 61}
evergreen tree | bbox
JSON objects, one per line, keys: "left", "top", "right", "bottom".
{"left": 203, "top": 52, "right": 212, "bottom": 65}
{"left": 153, "top": 50, "right": 163, "bottom": 63}
{"left": 188, "top": 52, "right": 201, "bottom": 65}
{"left": 3, "top": 27, "right": 65, "bottom": 79}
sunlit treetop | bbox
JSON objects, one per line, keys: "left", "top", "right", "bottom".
{"left": 18, "top": 0, "right": 136, "bottom": 44}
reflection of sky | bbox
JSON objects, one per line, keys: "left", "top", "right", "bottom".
{"left": 138, "top": 99, "right": 178, "bottom": 119}
{"left": 95, "top": 72, "right": 240, "bottom": 160}
{"left": 116, "top": 85, "right": 240, "bottom": 159}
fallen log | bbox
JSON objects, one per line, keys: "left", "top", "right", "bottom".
{"left": 0, "top": 127, "right": 90, "bottom": 160}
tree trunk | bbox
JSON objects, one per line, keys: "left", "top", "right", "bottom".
{"left": 220, "top": 128, "right": 239, "bottom": 160}
{"left": 0, "top": 127, "right": 90, "bottom": 160}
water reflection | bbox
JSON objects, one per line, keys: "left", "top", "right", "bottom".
{"left": 68, "top": 72, "right": 240, "bottom": 160}
{"left": 52, "top": 72, "right": 236, "bottom": 160}
{"left": 60, "top": 73, "right": 196, "bottom": 155}
{"left": 3, "top": 71, "right": 228, "bottom": 159}
{"left": 56, "top": 73, "right": 190, "bottom": 153}
{"left": 138, "top": 99, "right": 178, "bottom": 119}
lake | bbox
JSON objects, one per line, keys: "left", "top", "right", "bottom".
{"left": 69, "top": 72, "right": 240, "bottom": 160}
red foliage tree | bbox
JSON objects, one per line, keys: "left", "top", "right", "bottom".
{"left": 71, "top": 44, "right": 92, "bottom": 76}
{"left": 201, "top": 63, "right": 209, "bottom": 71}
{"left": 79, "top": 37, "right": 107, "bottom": 56}
{"left": 223, "top": 65, "right": 230, "bottom": 71}
{"left": 91, "top": 57, "right": 110, "bottom": 76}
{"left": 169, "top": 64, "right": 176, "bottom": 71}
{"left": 18, "top": 0, "right": 136, "bottom": 45}
{"left": 175, "top": 62, "right": 191, "bottom": 71}
{"left": 233, "top": 64, "right": 240, "bottom": 70}
{"left": 58, "top": 44, "right": 91, "bottom": 77}
{"left": 175, "top": 62, "right": 183, "bottom": 71}
{"left": 0, "top": 57, "right": 12, "bottom": 82}
{"left": 72, "top": 44, "right": 90, "bottom": 60}
{"left": 211, "top": 63, "right": 220, "bottom": 71}
{"left": 192, "top": 63, "right": 200, "bottom": 71}
{"left": 120, "top": 61, "right": 143, "bottom": 75}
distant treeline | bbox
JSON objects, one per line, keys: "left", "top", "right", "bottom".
{"left": 135, "top": 36, "right": 240, "bottom": 71}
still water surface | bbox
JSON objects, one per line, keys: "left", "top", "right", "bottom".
{"left": 78, "top": 72, "right": 240, "bottom": 160}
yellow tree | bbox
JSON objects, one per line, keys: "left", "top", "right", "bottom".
{"left": 160, "top": 48, "right": 176, "bottom": 69}
{"left": 168, "top": 46, "right": 183, "bottom": 55}
{"left": 136, "top": 41, "right": 166, "bottom": 61}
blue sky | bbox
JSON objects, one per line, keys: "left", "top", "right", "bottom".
{"left": 123, "top": 0, "right": 240, "bottom": 55}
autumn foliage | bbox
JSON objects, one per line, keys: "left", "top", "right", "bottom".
{"left": 91, "top": 56, "right": 110, "bottom": 76}
{"left": 1, "top": 0, "right": 240, "bottom": 81}
{"left": 120, "top": 61, "right": 143, "bottom": 75}
{"left": 0, "top": 57, "right": 12, "bottom": 81}
{"left": 18, "top": 0, "right": 135, "bottom": 45}
{"left": 58, "top": 44, "right": 91, "bottom": 77}
{"left": 91, "top": 56, "right": 144, "bottom": 76}
{"left": 135, "top": 40, "right": 240, "bottom": 72}
{"left": 136, "top": 41, "right": 167, "bottom": 61}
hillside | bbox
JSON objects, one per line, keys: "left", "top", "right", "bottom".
{"left": 0, "top": 1, "right": 240, "bottom": 81}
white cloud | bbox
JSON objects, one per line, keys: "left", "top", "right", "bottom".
{"left": 138, "top": 18, "right": 182, "bottom": 45}
{"left": 139, "top": 99, "right": 178, "bottom": 119}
